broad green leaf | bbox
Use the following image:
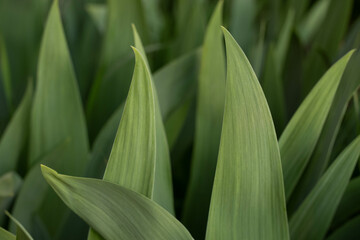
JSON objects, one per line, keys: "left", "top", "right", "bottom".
{"left": 327, "top": 216, "right": 360, "bottom": 240}
{"left": 0, "top": 82, "right": 32, "bottom": 176}
{"left": 288, "top": 49, "right": 360, "bottom": 212}
{"left": 0, "top": 227, "right": 15, "bottom": 240}
{"left": 297, "top": 0, "right": 330, "bottom": 45}
{"left": 331, "top": 177, "right": 360, "bottom": 228}
{"left": 0, "top": 172, "right": 21, "bottom": 225}
{"left": 279, "top": 50, "right": 354, "bottom": 200}
{"left": 41, "top": 165, "right": 193, "bottom": 240}
{"left": 86, "top": 4, "right": 107, "bottom": 34}
{"left": 86, "top": 0, "right": 148, "bottom": 138}
{"left": 6, "top": 212, "right": 33, "bottom": 240}
{"left": 206, "top": 27, "right": 289, "bottom": 240}
{"left": 289, "top": 136, "right": 360, "bottom": 240}
{"left": 182, "top": 2, "right": 225, "bottom": 238}
{"left": 14, "top": 1, "right": 89, "bottom": 237}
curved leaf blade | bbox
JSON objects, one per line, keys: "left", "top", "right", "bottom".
{"left": 279, "top": 50, "right": 354, "bottom": 199}
{"left": 206, "top": 27, "right": 289, "bottom": 240}
{"left": 5, "top": 211, "right": 33, "bottom": 240}
{"left": 289, "top": 136, "right": 360, "bottom": 240}
{"left": 41, "top": 165, "right": 193, "bottom": 240}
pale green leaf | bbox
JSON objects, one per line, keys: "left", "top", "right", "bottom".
{"left": 279, "top": 50, "right": 354, "bottom": 199}
{"left": 205, "top": 27, "right": 289, "bottom": 240}
{"left": 86, "top": 4, "right": 107, "bottom": 34}
{"left": 0, "top": 82, "right": 32, "bottom": 176}
{"left": 0, "top": 227, "right": 15, "bottom": 240}
{"left": 182, "top": 2, "right": 225, "bottom": 238}
{"left": 289, "top": 136, "right": 360, "bottom": 240}
{"left": 6, "top": 211, "right": 33, "bottom": 240}
{"left": 0, "top": 172, "right": 21, "bottom": 225}
{"left": 41, "top": 165, "right": 193, "bottom": 240}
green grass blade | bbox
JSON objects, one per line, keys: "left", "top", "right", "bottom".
{"left": 41, "top": 165, "right": 193, "bottom": 240}
{"left": 289, "top": 136, "right": 360, "bottom": 240}
{"left": 0, "top": 82, "right": 32, "bottom": 176}
{"left": 5, "top": 211, "right": 33, "bottom": 240}
{"left": 279, "top": 50, "right": 354, "bottom": 200}
{"left": 327, "top": 216, "right": 360, "bottom": 240}
{"left": 0, "top": 35, "right": 12, "bottom": 112}
{"left": 0, "top": 172, "right": 22, "bottom": 225}
{"left": 182, "top": 2, "right": 225, "bottom": 238}
{"left": 206, "top": 27, "right": 289, "bottom": 240}
{"left": 288, "top": 50, "right": 360, "bottom": 212}
{"left": 0, "top": 227, "right": 15, "bottom": 240}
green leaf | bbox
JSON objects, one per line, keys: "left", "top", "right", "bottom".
{"left": 86, "top": 0, "right": 148, "bottom": 138}
{"left": 206, "top": 27, "right": 289, "bottom": 240}
{"left": 288, "top": 49, "right": 360, "bottom": 212}
{"left": 182, "top": 2, "right": 225, "bottom": 238}
{"left": 0, "top": 172, "right": 22, "bottom": 225}
{"left": 6, "top": 211, "right": 33, "bottom": 240}
{"left": 0, "top": 34, "right": 12, "bottom": 111}
{"left": 0, "top": 82, "right": 32, "bottom": 176}
{"left": 88, "top": 28, "right": 174, "bottom": 240}
{"left": 0, "top": 227, "right": 15, "bottom": 240}
{"left": 41, "top": 165, "right": 193, "bottom": 240}
{"left": 279, "top": 50, "right": 354, "bottom": 200}
{"left": 327, "top": 216, "right": 360, "bottom": 240}
{"left": 289, "top": 136, "right": 360, "bottom": 240}
{"left": 331, "top": 177, "right": 360, "bottom": 228}
{"left": 86, "top": 4, "right": 107, "bottom": 34}
{"left": 12, "top": 1, "right": 89, "bottom": 236}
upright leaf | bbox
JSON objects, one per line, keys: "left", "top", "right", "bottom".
{"left": 182, "top": 2, "right": 225, "bottom": 238}
{"left": 289, "top": 136, "right": 360, "bottom": 240}
{"left": 0, "top": 172, "right": 21, "bottom": 225}
{"left": 41, "top": 166, "right": 193, "bottom": 240}
{"left": 6, "top": 212, "right": 33, "bottom": 240}
{"left": 327, "top": 216, "right": 360, "bottom": 240}
{"left": 279, "top": 50, "right": 354, "bottom": 199}
{"left": 206, "top": 27, "right": 289, "bottom": 240}
{"left": 13, "top": 1, "right": 89, "bottom": 237}
{"left": 0, "top": 82, "right": 32, "bottom": 176}
{"left": 0, "top": 228, "right": 15, "bottom": 240}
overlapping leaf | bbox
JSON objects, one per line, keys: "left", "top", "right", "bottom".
{"left": 279, "top": 50, "right": 354, "bottom": 199}
{"left": 41, "top": 165, "right": 193, "bottom": 240}
{"left": 206, "top": 28, "right": 289, "bottom": 240}
{"left": 289, "top": 136, "right": 360, "bottom": 240}
{"left": 182, "top": 2, "right": 225, "bottom": 238}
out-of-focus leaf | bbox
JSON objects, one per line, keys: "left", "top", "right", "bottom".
{"left": 173, "top": 0, "right": 206, "bottom": 56}
{"left": 229, "top": 0, "right": 255, "bottom": 52}
{"left": 0, "top": 35, "right": 12, "bottom": 111}
{"left": 289, "top": 136, "right": 360, "bottom": 240}
{"left": 288, "top": 50, "right": 360, "bottom": 212}
{"left": 13, "top": 1, "right": 89, "bottom": 237}
{"left": 279, "top": 50, "right": 354, "bottom": 200}
{"left": 339, "top": 18, "right": 360, "bottom": 56}
{"left": 87, "top": 50, "right": 199, "bottom": 179}
{"left": 86, "top": 0, "right": 148, "bottom": 139}
{"left": 0, "top": 172, "right": 22, "bottom": 225}
{"left": 331, "top": 177, "right": 360, "bottom": 228}
{"left": 41, "top": 165, "right": 193, "bottom": 240}
{"left": 297, "top": 0, "right": 330, "bottom": 45}
{"left": 182, "top": 3, "right": 225, "bottom": 239}
{"left": 206, "top": 27, "right": 289, "bottom": 240}
{"left": 327, "top": 216, "right": 360, "bottom": 240}
{"left": 86, "top": 4, "right": 107, "bottom": 34}
{"left": 0, "top": 227, "right": 15, "bottom": 240}
{"left": 303, "top": 0, "right": 353, "bottom": 94}
{"left": 140, "top": 0, "right": 164, "bottom": 42}
{"left": 6, "top": 211, "right": 33, "bottom": 240}
{"left": 0, "top": 82, "right": 32, "bottom": 176}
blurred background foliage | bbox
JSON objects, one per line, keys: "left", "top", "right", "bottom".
{"left": 0, "top": 0, "right": 359, "bottom": 239}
